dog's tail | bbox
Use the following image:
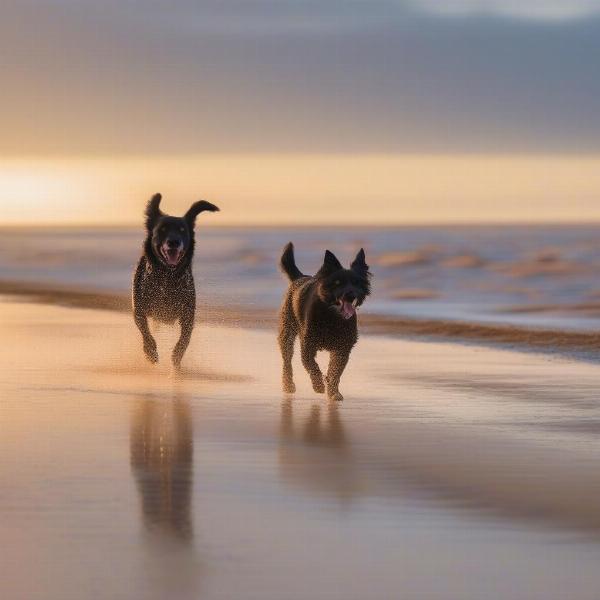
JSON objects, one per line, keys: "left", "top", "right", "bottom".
{"left": 280, "top": 242, "right": 304, "bottom": 281}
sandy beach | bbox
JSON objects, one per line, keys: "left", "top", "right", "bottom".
{"left": 3, "top": 296, "right": 600, "bottom": 599}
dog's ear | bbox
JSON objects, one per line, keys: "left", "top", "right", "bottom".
{"left": 350, "top": 248, "right": 369, "bottom": 277}
{"left": 145, "top": 193, "right": 163, "bottom": 231}
{"left": 184, "top": 200, "right": 220, "bottom": 227}
{"left": 317, "top": 250, "right": 343, "bottom": 277}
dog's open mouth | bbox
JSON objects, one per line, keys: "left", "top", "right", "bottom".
{"left": 336, "top": 297, "right": 358, "bottom": 319}
{"left": 161, "top": 244, "right": 184, "bottom": 267}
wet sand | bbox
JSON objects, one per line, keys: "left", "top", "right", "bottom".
{"left": 3, "top": 298, "right": 600, "bottom": 599}
{"left": 4, "top": 279, "right": 600, "bottom": 356}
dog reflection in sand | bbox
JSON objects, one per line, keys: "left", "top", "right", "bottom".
{"left": 278, "top": 399, "right": 362, "bottom": 503}
{"left": 130, "top": 393, "right": 194, "bottom": 540}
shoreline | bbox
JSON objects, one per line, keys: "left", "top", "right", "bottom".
{"left": 2, "top": 278, "right": 600, "bottom": 358}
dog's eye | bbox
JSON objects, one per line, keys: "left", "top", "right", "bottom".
{"left": 334, "top": 280, "right": 340, "bottom": 285}
{"left": 180, "top": 227, "right": 185, "bottom": 232}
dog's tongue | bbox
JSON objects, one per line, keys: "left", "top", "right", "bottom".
{"left": 340, "top": 299, "right": 356, "bottom": 320}
{"left": 165, "top": 249, "right": 181, "bottom": 266}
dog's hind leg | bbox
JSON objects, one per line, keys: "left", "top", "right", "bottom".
{"left": 172, "top": 308, "right": 195, "bottom": 369}
{"left": 325, "top": 350, "right": 350, "bottom": 401}
{"left": 134, "top": 311, "right": 159, "bottom": 364}
{"left": 300, "top": 340, "right": 325, "bottom": 394}
{"left": 278, "top": 326, "right": 297, "bottom": 393}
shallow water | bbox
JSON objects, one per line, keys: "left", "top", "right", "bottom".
{"left": 3, "top": 301, "right": 600, "bottom": 599}
{"left": 3, "top": 224, "right": 600, "bottom": 330}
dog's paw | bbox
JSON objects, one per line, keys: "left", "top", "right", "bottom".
{"left": 283, "top": 380, "right": 296, "bottom": 394}
{"left": 169, "top": 363, "right": 184, "bottom": 379}
{"left": 144, "top": 344, "right": 159, "bottom": 364}
{"left": 311, "top": 377, "right": 325, "bottom": 394}
{"left": 327, "top": 390, "right": 344, "bottom": 402}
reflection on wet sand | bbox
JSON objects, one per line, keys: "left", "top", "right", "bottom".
{"left": 6, "top": 299, "right": 600, "bottom": 600}
{"left": 278, "top": 399, "right": 363, "bottom": 503}
{"left": 130, "top": 391, "right": 193, "bottom": 541}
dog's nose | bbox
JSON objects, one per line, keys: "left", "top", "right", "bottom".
{"left": 166, "top": 238, "right": 179, "bottom": 248}
{"left": 345, "top": 291, "right": 356, "bottom": 302}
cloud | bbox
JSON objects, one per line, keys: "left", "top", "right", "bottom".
{"left": 132, "top": 1, "right": 378, "bottom": 36}
{"left": 1, "top": 0, "right": 600, "bottom": 154}
{"left": 410, "top": 0, "right": 600, "bottom": 22}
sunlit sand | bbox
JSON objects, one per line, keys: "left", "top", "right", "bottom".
{"left": 3, "top": 298, "right": 600, "bottom": 599}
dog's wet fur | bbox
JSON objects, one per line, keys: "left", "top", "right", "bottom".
{"left": 278, "top": 243, "right": 371, "bottom": 401}
{"left": 132, "top": 193, "right": 219, "bottom": 367}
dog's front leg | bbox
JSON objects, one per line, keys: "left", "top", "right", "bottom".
{"left": 300, "top": 340, "right": 325, "bottom": 394}
{"left": 325, "top": 350, "right": 350, "bottom": 401}
{"left": 278, "top": 326, "right": 297, "bottom": 393}
{"left": 172, "top": 308, "right": 195, "bottom": 369}
{"left": 134, "top": 311, "right": 159, "bottom": 363}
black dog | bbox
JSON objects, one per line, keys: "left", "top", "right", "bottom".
{"left": 132, "top": 193, "right": 219, "bottom": 368}
{"left": 278, "top": 243, "right": 371, "bottom": 401}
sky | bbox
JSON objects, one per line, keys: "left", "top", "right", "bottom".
{"left": 2, "top": 0, "right": 600, "bottom": 224}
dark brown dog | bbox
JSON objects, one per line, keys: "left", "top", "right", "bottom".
{"left": 278, "top": 243, "right": 371, "bottom": 401}
{"left": 132, "top": 193, "right": 219, "bottom": 368}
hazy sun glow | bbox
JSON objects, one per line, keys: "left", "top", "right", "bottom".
{"left": 2, "top": 154, "right": 600, "bottom": 226}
